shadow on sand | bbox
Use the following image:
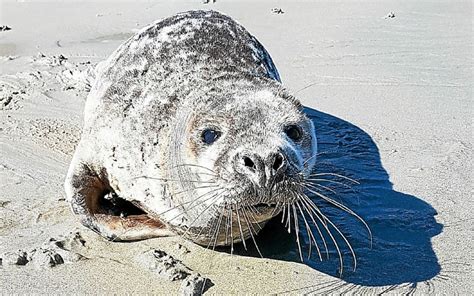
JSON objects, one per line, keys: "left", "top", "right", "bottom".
{"left": 221, "top": 107, "right": 442, "bottom": 289}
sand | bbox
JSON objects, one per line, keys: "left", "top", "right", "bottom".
{"left": 0, "top": 0, "right": 472, "bottom": 294}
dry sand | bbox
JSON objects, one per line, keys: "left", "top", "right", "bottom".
{"left": 0, "top": 0, "right": 472, "bottom": 294}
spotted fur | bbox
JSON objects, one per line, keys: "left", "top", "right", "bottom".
{"left": 65, "top": 10, "right": 317, "bottom": 244}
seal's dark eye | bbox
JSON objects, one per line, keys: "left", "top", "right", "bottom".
{"left": 284, "top": 125, "right": 303, "bottom": 142}
{"left": 201, "top": 128, "right": 221, "bottom": 145}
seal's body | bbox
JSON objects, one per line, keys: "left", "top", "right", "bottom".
{"left": 65, "top": 10, "right": 317, "bottom": 245}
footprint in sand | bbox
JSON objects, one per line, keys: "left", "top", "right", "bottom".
{"left": 0, "top": 232, "right": 87, "bottom": 269}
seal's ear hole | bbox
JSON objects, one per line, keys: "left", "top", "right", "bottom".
{"left": 99, "top": 191, "right": 146, "bottom": 217}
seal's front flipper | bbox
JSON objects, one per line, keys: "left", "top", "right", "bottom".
{"left": 64, "top": 160, "right": 173, "bottom": 241}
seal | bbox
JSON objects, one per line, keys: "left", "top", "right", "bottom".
{"left": 65, "top": 10, "right": 320, "bottom": 247}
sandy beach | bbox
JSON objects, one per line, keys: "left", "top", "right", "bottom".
{"left": 1, "top": 0, "right": 472, "bottom": 294}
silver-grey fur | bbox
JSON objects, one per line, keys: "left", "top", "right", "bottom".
{"left": 65, "top": 10, "right": 322, "bottom": 248}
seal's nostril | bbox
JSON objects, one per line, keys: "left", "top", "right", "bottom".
{"left": 273, "top": 153, "right": 284, "bottom": 171}
{"left": 243, "top": 156, "right": 255, "bottom": 169}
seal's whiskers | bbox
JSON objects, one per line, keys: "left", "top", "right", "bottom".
{"left": 292, "top": 202, "right": 304, "bottom": 262}
{"left": 207, "top": 207, "right": 225, "bottom": 250}
{"left": 132, "top": 175, "right": 217, "bottom": 184}
{"left": 161, "top": 187, "right": 224, "bottom": 219}
{"left": 297, "top": 193, "right": 329, "bottom": 259}
{"left": 200, "top": 205, "right": 226, "bottom": 296}
{"left": 180, "top": 189, "right": 227, "bottom": 237}
{"left": 171, "top": 184, "right": 220, "bottom": 198}
{"left": 303, "top": 186, "right": 372, "bottom": 246}
{"left": 299, "top": 193, "right": 346, "bottom": 275}
{"left": 306, "top": 178, "right": 355, "bottom": 191}
{"left": 173, "top": 163, "right": 220, "bottom": 175}
{"left": 321, "top": 207, "right": 358, "bottom": 272}
{"left": 224, "top": 206, "right": 230, "bottom": 246}
{"left": 295, "top": 200, "right": 323, "bottom": 261}
{"left": 229, "top": 206, "right": 234, "bottom": 254}
{"left": 235, "top": 207, "right": 247, "bottom": 251}
{"left": 303, "top": 181, "right": 337, "bottom": 195}
{"left": 308, "top": 172, "right": 360, "bottom": 184}
{"left": 243, "top": 202, "right": 263, "bottom": 231}
{"left": 286, "top": 202, "right": 292, "bottom": 232}
{"left": 241, "top": 206, "right": 263, "bottom": 258}
{"left": 281, "top": 201, "right": 287, "bottom": 224}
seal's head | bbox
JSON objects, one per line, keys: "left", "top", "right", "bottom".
{"left": 163, "top": 79, "right": 317, "bottom": 246}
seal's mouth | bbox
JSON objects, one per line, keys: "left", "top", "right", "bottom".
{"left": 253, "top": 202, "right": 277, "bottom": 211}
{"left": 234, "top": 202, "right": 279, "bottom": 224}
{"left": 100, "top": 191, "right": 147, "bottom": 217}
{"left": 178, "top": 202, "right": 281, "bottom": 246}
{"left": 248, "top": 203, "right": 277, "bottom": 218}
{"left": 98, "top": 191, "right": 165, "bottom": 228}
